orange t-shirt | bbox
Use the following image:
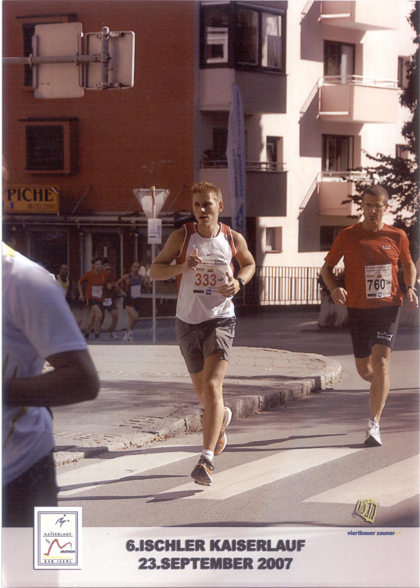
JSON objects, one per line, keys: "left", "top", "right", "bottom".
{"left": 78, "top": 269, "right": 110, "bottom": 302}
{"left": 324, "top": 223, "right": 411, "bottom": 309}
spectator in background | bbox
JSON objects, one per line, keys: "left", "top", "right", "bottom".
{"left": 56, "top": 263, "right": 73, "bottom": 304}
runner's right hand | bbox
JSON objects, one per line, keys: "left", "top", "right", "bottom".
{"left": 330, "top": 287, "right": 347, "bottom": 305}
{"left": 186, "top": 248, "right": 202, "bottom": 271}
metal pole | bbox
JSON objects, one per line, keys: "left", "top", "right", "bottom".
{"left": 100, "top": 26, "right": 110, "bottom": 90}
{"left": 151, "top": 186, "right": 156, "bottom": 344}
{"left": 2, "top": 54, "right": 107, "bottom": 66}
{"left": 134, "top": 231, "right": 138, "bottom": 260}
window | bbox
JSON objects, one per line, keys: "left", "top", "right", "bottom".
{"left": 213, "top": 128, "right": 228, "bottom": 161}
{"left": 320, "top": 226, "right": 345, "bottom": 251}
{"left": 26, "top": 125, "right": 64, "bottom": 170}
{"left": 267, "top": 136, "right": 283, "bottom": 170}
{"left": 202, "top": 4, "right": 229, "bottom": 64}
{"left": 398, "top": 56, "right": 410, "bottom": 89}
{"left": 20, "top": 13, "right": 77, "bottom": 86}
{"left": 265, "top": 227, "right": 282, "bottom": 252}
{"left": 236, "top": 7, "right": 259, "bottom": 66}
{"left": 324, "top": 41, "right": 355, "bottom": 81}
{"left": 322, "top": 135, "right": 354, "bottom": 172}
{"left": 22, "top": 118, "right": 78, "bottom": 174}
{"left": 262, "top": 13, "right": 282, "bottom": 68}
{"left": 201, "top": 3, "right": 285, "bottom": 72}
{"left": 396, "top": 144, "right": 410, "bottom": 160}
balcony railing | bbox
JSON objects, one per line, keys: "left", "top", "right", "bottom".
{"left": 319, "top": 1, "right": 399, "bottom": 31}
{"left": 299, "top": 171, "right": 366, "bottom": 217}
{"left": 317, "top": 171, "right": 365, "bottom": 216}
{"left": 318, "top": 75, "right": 399, "bottom": 123}
{"left": 201, "top": 160, "right": 286, "bottom": 172}
{"left": 321, "top": 75, "right": 399, "bottom": 90}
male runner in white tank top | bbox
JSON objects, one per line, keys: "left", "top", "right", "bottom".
{"left": 150, "top": 181, "right": 255, "bottom": 486}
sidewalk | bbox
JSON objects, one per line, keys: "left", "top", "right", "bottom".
{"left": 52, "top": 343, "right": 342, "bottom": 466}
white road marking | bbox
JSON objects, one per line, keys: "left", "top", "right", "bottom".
{"left": 57, "top": 446, "right": 199, "bottom": 496}
{"left": 155, "top": 447, "right": 362, "bottom": 501}
{"left": 303, "top": 455, "right": 420, "bottom": 507}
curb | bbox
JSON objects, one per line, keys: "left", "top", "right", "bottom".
{"left": 54, "top": 359, "right": 342, "bottom": 467}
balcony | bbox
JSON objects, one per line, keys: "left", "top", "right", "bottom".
{"left": 198, "top": 161, "right": 287, "bottom": 217}
{"left": 318, "top": 76, "right": 399, "bottom": 123}
{"left": 199, "top": 69, "right": 286, "bottom": 114}
{"left": 317, "top": 172, "right": 363, "bottom": 216}
{"left": 319, "top": 1, "right": 399, "bottom": 30}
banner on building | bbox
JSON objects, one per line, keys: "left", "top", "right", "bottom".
{"left": 3, "top": 186, "right": 59, "bottom": 214}
{"left": 227, "top": 83, "right": 246, "bottom": 236}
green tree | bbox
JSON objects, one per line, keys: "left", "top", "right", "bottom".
{"left": 352, "top": 3, "right": 419, "bottom": 244}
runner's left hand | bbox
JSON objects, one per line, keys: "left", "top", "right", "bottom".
{"left": 407, "top": 288, "right": 419, "bottom": 310}
{"left": 218, "top": 273, "right": 237, "bottom": 298}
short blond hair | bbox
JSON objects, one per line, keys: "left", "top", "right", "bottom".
{"left": 191, "top": 181, "right": 223, "bottom": 202}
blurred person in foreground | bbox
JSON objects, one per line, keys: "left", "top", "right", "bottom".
{"left": 2, "top": 243, "right": 100, "bottom": 526}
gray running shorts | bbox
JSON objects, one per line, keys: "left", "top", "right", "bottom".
{"left": 175, "top": 316, "right": 236, "bottom": 374}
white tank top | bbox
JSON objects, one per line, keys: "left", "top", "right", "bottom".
{"left": 176, "top": 223, "right": 236, "bottom": 324}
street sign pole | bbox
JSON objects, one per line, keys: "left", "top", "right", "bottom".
{"left": 133, "top": 187, "right": 169, "bottom": 345}
{"left": 151, "top": 186, "right": 157, "bottom": 345}
{"left": 3, "top": 23, "right": 135, "bottom": 98}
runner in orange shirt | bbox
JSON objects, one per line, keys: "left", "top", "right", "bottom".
{"left": 321, "top": 185, "right": 418, "bottom": 446}
{"left": 78, "top": 257, "right": 110, "bottom": 341}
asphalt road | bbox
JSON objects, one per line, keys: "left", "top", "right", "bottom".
{"left": 56, "top": 310, "right": 419, "bottom": 529}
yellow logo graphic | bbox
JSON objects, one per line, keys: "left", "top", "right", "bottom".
{"left": 354, "top": 498, "right": 379, "bottom": 524}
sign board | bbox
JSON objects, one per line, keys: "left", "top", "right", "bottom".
{"left": 147, "top": 218, "right": 163, "bottom": 244}
{"left": 133, "top": 188, "right": 170, "bottom": 218}
{"left": 34, "top": 23, "right": 84, "bottom": 99}
{"left": 3, "top": 186, "right": 59, "bottom": 214}
{"left": 85, "top": 31, "right": 135, "bottom": 89}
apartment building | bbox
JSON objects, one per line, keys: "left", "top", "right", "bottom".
{"left": 2, "top": 1, "right": 415, "bottom": 301}
{"left": 196, "top": 0, "right": 415, "bottom": 269}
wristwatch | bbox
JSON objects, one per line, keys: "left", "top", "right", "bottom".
{"left": 237, "top": 278, "right": 245, "bottom": 290}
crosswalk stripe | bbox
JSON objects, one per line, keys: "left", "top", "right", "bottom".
{"left": 303, "top": 455, "right": 420, "bottom": 507}
{"left": 57, "top": 446, "right": 200, "bottom": 496}
{"left": 154, "top": 447, "right": 362, "bottom": 501}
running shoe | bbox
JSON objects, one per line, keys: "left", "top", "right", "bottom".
{"left": 94, "top": 334, "right": 100, "bottom": 341}
{"left": 122, "top": 330, "right": 133, "bottom": 342}
{"left": 191, "top": 455, "right": 214, "bottom": 486}
{"left": 364, "top": 418, "right": 382, "bottom": 447}
{"left": 214, "top": 406, "right": 232, "bottom": 456}
{"left": 84, "top": 332, "right": 90, "bottom": 341}
{"left": 109, "top": 331, "right": 119, "bottom": 340}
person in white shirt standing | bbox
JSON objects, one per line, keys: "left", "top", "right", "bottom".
{"left": 150, "top": 181, "right": 255, "bottom": 486}
{"left": 2, "top": 243, "right": 100, "bottom": 527}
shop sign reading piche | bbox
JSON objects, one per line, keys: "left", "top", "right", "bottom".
{"left": 3, "top": 186, "right": 59, "bottom": 214}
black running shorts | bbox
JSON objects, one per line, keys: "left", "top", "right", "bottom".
{"left": 175, "top": 316, "right": 236, "bottom": 374}
{"left": 123, "top": 298, "right": 141, "bottom": 313}
{"left": 347, "top": 306, "right": 401, "bottom": 359}
{"left": 100, "top": 300, "right": 117, "bottom": 313}
{"left": 86, "top": 298, "right": 102, "bottom": 309}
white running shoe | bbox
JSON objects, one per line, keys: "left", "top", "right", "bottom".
{"left": 214, "top": 406, "right": 232, "bottom": 456}
{"left": 123, "top": 330, "right": 133, "bottom": 342}
{"left": 109, "top": 331, "right": 119, "bottom": 340}
{"left": 364, "top": 418, "right": 382, "bottom": 447}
